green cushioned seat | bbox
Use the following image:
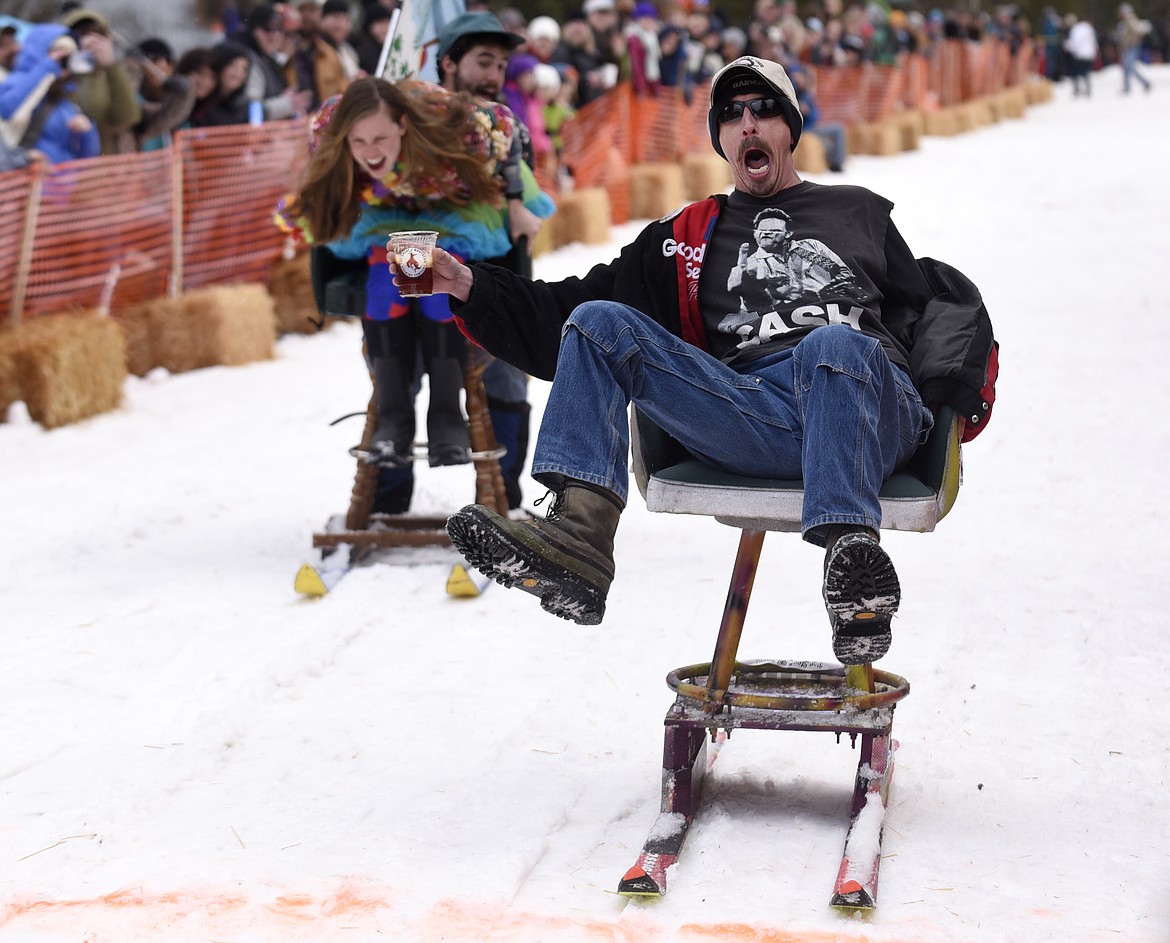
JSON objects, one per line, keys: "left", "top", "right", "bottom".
{"left": 631, "top": 405, "right": 961, "bottom": 533}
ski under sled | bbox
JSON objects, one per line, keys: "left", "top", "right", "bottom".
{"left": 616, "top": 530, "right": 910, "bottom": 912}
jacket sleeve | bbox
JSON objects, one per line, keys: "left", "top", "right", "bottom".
{"left": 104, "top": 62, "right": 143, "bottom": 132}
{"left": 0, "top": 62, "right": 57, "bottom": 122}
{"left": 909, "top": 258, "right": 998, "bottom": 440}
{"left": 878, "top": 223, "right": 997, "bottom": 439}
{"left": 451, "top": 250, "right": 627, "bottom": 380}
{"left": 136, "top": 75, "right": 196, "bottom": 141}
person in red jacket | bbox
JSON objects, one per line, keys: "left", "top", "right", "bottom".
{"left": 412, "top": 56, "right": 997, "bottom": 665}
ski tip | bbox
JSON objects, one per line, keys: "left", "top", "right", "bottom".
{"left": 617, "top": 866, "right": 665, "bottom": 898}
{"left": 294, "top": 564, "right": 329, "bottom": 597}
{"left": 446, "top": 564, "right": 482, "bottom": 598}
{"left": 831, "top": 881, "right": 876, "bottom": 912}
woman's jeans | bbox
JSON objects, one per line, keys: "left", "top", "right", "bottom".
{"left": 530, "top": 301, "right": 934, "bottom": 544}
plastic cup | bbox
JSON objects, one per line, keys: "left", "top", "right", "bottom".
{"left": 389, "top": 230, "right": 439, "bottom": 297}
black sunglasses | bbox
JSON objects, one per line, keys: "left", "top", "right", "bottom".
{"left": 716, "top": 96, "right": 786, "bottom": 125}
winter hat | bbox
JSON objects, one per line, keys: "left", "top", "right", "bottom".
{"left": 245, "top": 4, "right": 282, "bottom": 32}
{"left": 583, "top": 0, "right": 616, "bottom": 14}
{"left": 505, "top": 53, "right": 538, "bottom": 82}
{"left": 707, "top": 55, "right": 803, "bottom": 157}
{"left": 436, "top": 11, "right": 524, "bottom": 62}
{"left": 136, "top": 37, "right": 176, "bottom": 63}
{"left": 632, "top": 2, "right": 658, "bottom": 19}
{"left": 362, "top": 3, "right": 392, "bottom": 26}
{"left": 533, "top": 62, "right": 561, "bottom": 90}
{"left": 61, "top": 7, "right": 109, "bottom": 33}
{"left": 527, "top": 15, "right": 561, "bottom": 43}
{"left": 49, "top": 33, "right": 79, "bottom": 58}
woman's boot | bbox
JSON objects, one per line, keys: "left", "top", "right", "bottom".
{"left": 364, "top": 318, "right": 417, "bottom": 467}
{"left": 419, "top": 318, "right": 471, "bottom": 467}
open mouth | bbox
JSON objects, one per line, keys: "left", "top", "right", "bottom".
{"left": 365, "top": 155, "right": 387, "bottom": 173}
{"left": 742, "top": 146, "right": 771, "bottom": 177}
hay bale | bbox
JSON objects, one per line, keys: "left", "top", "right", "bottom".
{"left": 855, "top": 121, "right": 902, "bottom": 156}
{"left": 1024, "top": 79, "right": 1053, "bottom": 105}
{"left": 552, "top": 187, "right": 611, "bottom": 247}
{"left": 793, "top": 133, "right": 828, "bottom": 173}
{"left": 0, "top": 331, "right": 21, "bottom": 419}
{"left": 170, "top": 285, "right": 276, "bottom": 369}
{"left": 967, "top": 99, "right": 996, "bottom": 127}
{"left": 628, "top": 162, "right": 686, "bottom": 220}
{"left": 953, "top": 104, "right": 977, "bottom": 133}
{"left": 113, "top": 296, "right": 182, "bottom": 377}
{"left": 923, "top": 108, "right": 960, "bottom": 136}
{"left": 681, "top": 153, "right": 732, "bottom": 201}
{"left": 892, "top": 109, "right": 925, "bottom": 151}
{"left": 531, "top": 217, "right": 557, "bottom": 257}
{"left": 1002, "top": 86, "right": 1028, "bottom": 117}
{"left": 267, "top": 251, "right": 320, "bottom": 335}
{"left": 11, "top": 313, "right": 125, "bottom": 429}
{"left": 113, "top": 301, "right": 154, "bottom": 377}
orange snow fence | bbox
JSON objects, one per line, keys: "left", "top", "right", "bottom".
{"left": 2, "top": 40, "right": 1040, "bottom": 328}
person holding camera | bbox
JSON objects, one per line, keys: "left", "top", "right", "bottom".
{"left": 0, "top": 24, "right": 99, "bottom": 163}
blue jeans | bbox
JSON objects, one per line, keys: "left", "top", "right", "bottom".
{"left": 530, "top": 301, "right": 933, "bottom": 544}
{"left": 1121, "top": 47, "right": 1150, "bottom": 92}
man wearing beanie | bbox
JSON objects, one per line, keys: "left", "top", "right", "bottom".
{"left": 431, "top": 56, "right": 996, "bottom": 667}
{"left": 319, "top": 0, "right": 361, "bottom": 80}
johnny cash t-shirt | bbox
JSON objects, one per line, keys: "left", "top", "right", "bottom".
{"left": 699, "top": 181, "right": 909, "bottom": 371}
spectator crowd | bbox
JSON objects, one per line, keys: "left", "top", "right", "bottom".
{"left": 2, "top": 0, "right": 1162, "bottom": 174}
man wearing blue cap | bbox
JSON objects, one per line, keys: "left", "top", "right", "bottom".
{"left": 437, "top": 10, "right": 547, "bottom": 514}
{"left": 425, "top": 56, "right": 997, "bottom": 666}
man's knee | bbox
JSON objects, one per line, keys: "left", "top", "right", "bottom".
{"left": 562, "top": 301, "right": 646, "bottom": 351}
{"left": 566, "top": 300, "right": 633, "bottom": 330}
{"left": 798, "top": 324, "right": 880, "bottom": 366}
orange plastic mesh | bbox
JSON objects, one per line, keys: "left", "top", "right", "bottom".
{"left": 929, "top": 40, "right": 966, "bottom": 108}
{"left": 0, "top": 165, "right": 35, "bottom": 324}
{"left": 901, "top": 54, "right": 932, "bottom": 111}
{"left": 178, "top": 121, "right": 308, "bottom": 291}
{"left": 22, "top": 150, "right": 173, "bottom": 317}
{"left": 812, "top": 65, "right": 866, "bottom": 126}
{"left": 3, "top": 40, "right": 1040, "bottom": 327}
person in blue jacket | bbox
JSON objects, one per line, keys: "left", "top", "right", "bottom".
{"left": 0, "top": 24, "right": 99, "bottom": 163}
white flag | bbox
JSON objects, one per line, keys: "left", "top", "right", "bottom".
{"left": 379, "top": 0, "right": 468, "bottom": 84}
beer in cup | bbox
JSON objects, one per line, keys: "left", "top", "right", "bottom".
{"left": 389, "top": 230, "right": 439, "bottom": 297}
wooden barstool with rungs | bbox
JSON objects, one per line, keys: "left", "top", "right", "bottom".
{"left": 616, "top": 404, "right": 963, "bottom": 911}
{"left": 296, "top": 248, "right": 509, "bottom": 594}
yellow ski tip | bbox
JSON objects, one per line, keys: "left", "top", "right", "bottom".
{"left": 446, "top": 564, "right": 482, "bottom": 598}
{"left": 295, "top": 564, "right": 329, "bottom": 597}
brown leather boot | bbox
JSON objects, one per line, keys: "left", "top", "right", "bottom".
{"left": 446, "top": 480, "right": 624, "bottom": 625}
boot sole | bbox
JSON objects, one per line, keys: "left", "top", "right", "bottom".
{"left": 446, "top": 507, "right": 606, "bottom": 625}
{"left": 823, "top": 533, "right": 900, "bottom": 665}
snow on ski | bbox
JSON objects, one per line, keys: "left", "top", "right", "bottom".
{"left": 830, "top": 734, "right": 897, "bottom": 911}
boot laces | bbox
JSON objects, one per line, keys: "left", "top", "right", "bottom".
{"left": 532, "top": 489, "right": 566, "bottom": 521}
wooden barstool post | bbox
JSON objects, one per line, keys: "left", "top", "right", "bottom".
{"left": 704, "top": 529, "right": 766, "bottom": 717}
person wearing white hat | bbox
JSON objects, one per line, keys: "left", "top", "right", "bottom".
{"left": 526, "top": 16, "right": 561, "bottom": 64}
{"left": 426, "top": 56, "right": 996, "bottom": 666}
{"left": 583, "top": 0, "right": 622, "bottom": 89}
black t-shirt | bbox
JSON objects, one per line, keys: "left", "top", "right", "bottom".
{"left": 699, "top": 181, "right": 904, "bottom": 368}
